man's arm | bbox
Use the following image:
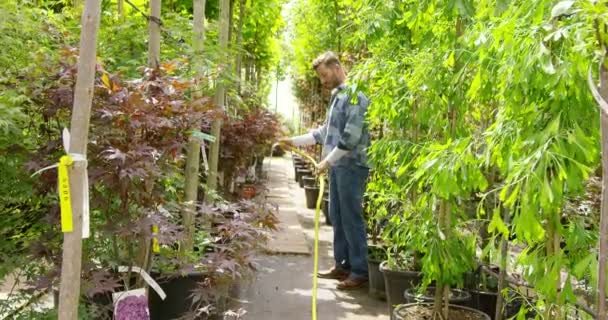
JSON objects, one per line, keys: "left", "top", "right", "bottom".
{"left": 279, "top": 123, "right": 327, "bottom": 147}
{"left": 290, "top": 133, "right": 316, "bottom": 146}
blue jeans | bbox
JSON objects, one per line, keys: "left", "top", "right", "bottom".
{"left": 329, "top": 165, "right": 369, "bottom": 280}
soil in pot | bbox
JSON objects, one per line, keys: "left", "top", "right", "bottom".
{"left": 304, "top": 186, "right": 321, "bottom": 209}
{"left": 322, "top": 197, "right": 331, "bottom": 225}
{"left": 394, "top": 303, "right": 491, "bottom": 320}
{"left": 368, "top": 245, "right": 387, "bottom": 300}
{"left": 404, "top": 287, "right": 471, "bottom": 306}
{"left": 380, "top": 260, "right": 423, "bottom": 320}
{"left": 148, "top": 272, "right": 207, "bottom": 320}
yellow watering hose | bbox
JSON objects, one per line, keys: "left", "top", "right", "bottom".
{"left": 273, "top": 143, "right": 325, "bottom": 320}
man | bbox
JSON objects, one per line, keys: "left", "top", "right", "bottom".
{"left": 280, "top": 51, "right": 371, "bottom": 290}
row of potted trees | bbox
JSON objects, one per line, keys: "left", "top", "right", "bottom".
{"left": 10, "top": 51, "right": 281, "bottom": 319}
{"left": 291, "top": 153, "right": 331, "bottom": 225}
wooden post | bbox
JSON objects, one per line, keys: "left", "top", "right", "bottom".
{"left": 117, "top": 0, "right": 124, "bottom": 19}
{"left": 205, "top": 0, "right": 230, "bottom": 199}
{"left": 597, "top": 64, "right": 608, "bottom": 320}
{"left": 181, "top": 0, "right": 207, "bottom": 253}
{"left": 494, "top": 206, "right": 511, "bottom": 320}
{"left": 57, "top": 0, "right": 101, "bottom": 318}
{"left": 235, "top": 0, "right": 246, "bottom": 94}
{"left": 148, "top": 0, "right": 161, "bottom": 69}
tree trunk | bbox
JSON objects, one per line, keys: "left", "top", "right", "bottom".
{"left": 132, "top": 0, "right": 162, "bottom": 285}
{"left": 206, "top": 0, "right": 230, "bottom": 200}
{"left": 57, "top": 0, "right": 101, "bottom": 318}
{"left": 597, "top": 63, "right": 608, "bottom": 320}
{"left": 256, "top": 64, "right": 262, "bottom": 90}
{"left": 148, "top": 0, "right": 161, "bottom": 69}
{"left": 181, "top": 0, "right": 207, "bottom": 253}
{"left": 245, "top": 57, "right": 251, "bottom": 82}
{"left": 117, "top": 0, "right": 124, "bottom": 18}
{"left": 433, "top": 201, "right": 451, "bottom": 319}
{"left": 235, "top": 0, "right": 246, "bottom": 94}
{"left": 495, "top": 206, "right": 511, "bottom": 320}
{"left": 334, "top": 0, "right": 341, "bottom": 53}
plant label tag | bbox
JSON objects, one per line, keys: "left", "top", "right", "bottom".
{"left": 152, "top": 225, "right": 160, "bottom": 253}
{"left": 58, "top": 155, "right": 73, "bottom": 232}
{"left": 191, "top": 130, "right": 217, "bottom": 143}
{"left": 201, "top": 140, "right": 209, "bottom": 172}
{"left": 113, "top": 288, "right": 150, "bottom": 320}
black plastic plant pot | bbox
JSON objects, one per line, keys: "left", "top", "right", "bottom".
{"left": 304, "top": 186, "right": 321, "bottom": 209}
{"left": 393, "top": 303, "right": 491, "bottom": 320}
{"left": 321, "top": 197, "right": 331, "bottom": 225}
{"left": 380, "top": 261, "right": 423, "bottom": 320}
{"left": 295, "top": 167, "right": 309, "bottom": 184}
{"left": 469, "top": 289, "right": 498, "bottom": 320}
{"left": 368, "top": 245, "right": 387, "bottom": 300}
{"left": 294, "top": 164, "right": 306, "bottom": 182}
{"left": 148, "top": 272, "right": 207, "bottom": 320}
{"left": 298, "top": 170, "right": 312, "bottom": 188}
{"left": 302, "top": 175, "right": 318, "bottom": 188}
{"left": 293, "top": 160, "right": 304, "bottom": 170}
{"left": 404, "top": 287, "right": 471, "bottom": 306}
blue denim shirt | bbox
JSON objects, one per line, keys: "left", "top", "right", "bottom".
{"left": 312, "top": 84, "right": 370, "bottom": 168}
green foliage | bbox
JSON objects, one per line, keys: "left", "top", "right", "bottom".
{"left": 0, "top": 0, "right": 75, "bottom": 280}
{"left": 292, "top": 0, "right": 607, "bottom": 316}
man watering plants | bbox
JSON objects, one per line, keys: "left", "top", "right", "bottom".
{"left": 279, "top": 51, "right": 371, "bottom": 290}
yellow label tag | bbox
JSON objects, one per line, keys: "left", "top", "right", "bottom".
{"left": 58, "top": 155, "right": 73, "bottom": 233}
{"left": 152, "top": 225, "right": 160, "bottom": 253}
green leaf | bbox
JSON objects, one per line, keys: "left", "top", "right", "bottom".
{"left": 488, "top": 208, "right": 509, "bottom": 238}
{"left": 561, "top": 277, "right": 576, "bottom": 303}
{"left": 504, "top": 184, "right": 520, "bottom": 208}
{"left": 467, "top": 70, "right": 482, "bottom": 99}
{"left": 573, "top": 253, "right": 594, "bottom": 278}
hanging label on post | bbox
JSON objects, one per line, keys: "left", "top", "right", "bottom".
{"left": 191, "top": 130, "right": 217, "bottom": 143}
{"left": 201, "top": 140, "right": 209, "bottom": 172}
{"left": 152, "top": 225, "right": 160, "bottom": 253}
{"left": 58, "top": 155, "right": 74, "bottom": 232}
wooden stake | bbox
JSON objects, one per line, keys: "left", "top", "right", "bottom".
{"left": 57, "top": 0, "right": 101, "bottom": 318}
{"left": 597, "top": 63, "right": 608, "bottom": 320}
{"left": 206, "top": 0, "right": 231, "bottom": 199}
{"left": 495, "top": 206, "right": 511, "bottom": 320}
{"left": 148, "top": 0, "right": 161, "bottom": 69}
{"left": 181, "top": 0, "right": 207, "bottom": 253}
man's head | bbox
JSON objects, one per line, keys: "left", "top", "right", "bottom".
{"left": 312, "top": 51, "right": 346, "bottom": 91}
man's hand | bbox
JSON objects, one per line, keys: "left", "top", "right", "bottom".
{"left": 315, "top": 160, "right": 329, "bottom": 175}
{"left": 277, "top": 137, "right": 294, "bottom": 148}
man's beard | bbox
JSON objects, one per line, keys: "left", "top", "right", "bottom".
{"left": 330, "top": 75, "right": 341, "bottom": 89}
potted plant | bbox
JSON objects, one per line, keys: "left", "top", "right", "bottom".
{"left": 26, "top": 59, "right": 208, "bottom": 318}
{"left": 380, "top": 248, "right": 424, "bottom": 318}
{"left": 367, "top": 243, "right": 387, "bottom": 300}
{"left": 149, "top": 200, "right": 278, "bottom": 319}
{"left": 393, "top": 303, "right": 490, "bottom": 320}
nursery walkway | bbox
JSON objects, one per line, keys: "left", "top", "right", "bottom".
{"left": 237, "top": 156, "right": 389, "bottom": 320}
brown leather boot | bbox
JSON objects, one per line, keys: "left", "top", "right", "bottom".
{"left": 317, "top": 267, "right": 350, "bottom": 281}
{"left": 336, "top": 277, "right": 368, "bottom": 290}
